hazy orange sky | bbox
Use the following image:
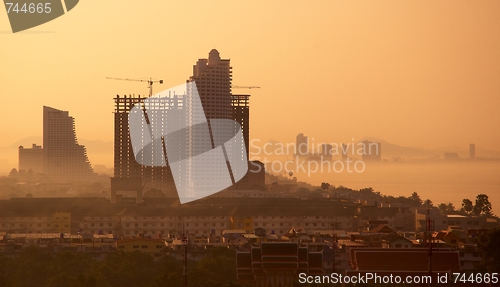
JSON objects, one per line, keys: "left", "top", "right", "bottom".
{"left": 1, "top": 0, "right": 500, "bottom": 169}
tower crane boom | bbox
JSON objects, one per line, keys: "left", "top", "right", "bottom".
{"left": 106, "top": 77, "right": 163, "bottom": 97}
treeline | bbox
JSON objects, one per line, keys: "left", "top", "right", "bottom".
{"left": 0, "top": 246, "right": 242, "bottom": 287}
{"left": 297, "top": 181, "right": 496, "bottom": 218}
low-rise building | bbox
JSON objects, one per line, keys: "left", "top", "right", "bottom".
{"left": 115, "top": 237, "right": 166, "bottom": 259}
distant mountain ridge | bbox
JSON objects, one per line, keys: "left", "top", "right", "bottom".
{"left": 252, "top": 136, "right": 500, "bottom": 159}
{"left": 3, "top": 136, "right": 112, "bottom": 153}
{"left": 360, "top": 136, "right": 500, "bottom": 159}
{"left": 0, "top": 136, "right": 113, "bottom": 174}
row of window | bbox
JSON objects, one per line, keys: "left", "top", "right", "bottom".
{"left": 1, "top": 223, "right": 69, "bottom": 228}
{"left": 446, "top": 220, "right": 479, "bottom": 226}
{"left": 120, "top": 216, "right": 226, "bottom": 220}
{"left": 0, "top": 217, "right": 64, "bottom": 221}
{"left": 252, "top": 222, "right": 350, "bottom": 227}
{"left": 237, "top": 215, "right": 346, "bottom": 220}
{"left": 89, "top": 223, "right": 113, "bottom": 227}
{"left": 122, "top": 230, "right": 218, "bottom": 235}
{"left": 122, "top": 222, "right": 226, "bottom": 228}
{"left": 117, "top": 245, "right": 163, "bottom": 249}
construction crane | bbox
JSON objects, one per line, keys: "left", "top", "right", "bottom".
{"left": 232, "top": 85, "right": 260, "bottom": 89}
{"left": 106, "top": 77, "right": 163, "bottom": 97}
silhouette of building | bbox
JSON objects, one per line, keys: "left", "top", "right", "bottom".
{"left": 342, "top": 143, "right": 349, "bottom": 161}
{"left": 469, "top": 143, "right": 475, "bottom": 160}
{"left": 18, "top": 144, "right": 43, "bottom": 174}
{"left": 361, "top": 140, "right": 381, "bottom": 161}
{"left": 43, "top": 106, "right": 94, "bottom": 182}
{"left": 188, "top": 49, "right": 254, "bottom": 189}
{"left": 231, "top": 160, "right": 266, "bottom": 190}
{"left": 188, "top": 49, "right": 249, "bottom": 155}
{"left": 444, "top": 152, "right": 460, "bottom": 160}
{"left": 296, "top": 133, "right": 308, "bottom": 156}
{"left": 232, "top": 94, "right": 250, "bottom": 158}
{"left": 189, "top": 49, "right": 232, "bottom": 120}
{"left": 321, "top": 144, "right": 333, "bottom": 160}
{"left": 346, "top": 248, "right": 461, "bottom": 279}
{"left": 112, "top": 95, "right": 177, "bottom": 203}
{"left": 111, "top": 50, "right": 256, "bottom": 203}
{"left": 236, "top": 242, "right": 323, "bottom": 286}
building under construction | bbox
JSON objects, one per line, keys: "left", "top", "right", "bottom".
{"left": 112, "top": 95, "right": 178, "bottom": 203}
{"left": 232, "top": 94, "right": 250, "bottom": 158}
{"left": 111, "top": 50, "right": 259, "bottom": 203}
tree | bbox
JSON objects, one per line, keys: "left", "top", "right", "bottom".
{"left": 462, "top": 198, "right": 474, "bottom": 214}
{"left": 18, "top": 169, "right": 26, "bottom": 181}
{"left": 97, "top": 251, "right": 157, "bottom": 287}
{"left": 359, "top": 187, "right": 375, "bottom": 196}
{"left": 438, "top": 203, "right": 448, "bottom": 214}
{"left": 409, "top": 192, "right": 422, "bottom": 206}
{"left": 308, "top": 189, "right": 323, "bottom": 199}
{"left": 473, "top": 194, "right": 492, "bottom": 216}
{"left": 477, "top": 227, "right": 500, "bottom": 273}
{"left": 438, "top": 202, "right": 456, "bottom": 214}
{"left": 190, "top": 247, "right": 238, "bottom": 287}
{"left": 8, "top": 168, "right": 18, "bottom": 179}
{"left": 26, "top": 169, "right": 34, "bottom": 182}
{"left": 320, "top": 182, "right": 330, "bottom": 191}
{"left": 423, "top": 199, "right": 433, "bottom": 207}
{"left": 446, "top": 202, "right": 456, "bottom": 213}
{"left": 295, "top": 187, "right": 309, "bottom": 197}
{"left": 154, "top": 256, "right": 183, "bottom": 287}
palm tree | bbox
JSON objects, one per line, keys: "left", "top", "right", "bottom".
{"left": 462, "top": 198, "right": 474, "bottom": 214}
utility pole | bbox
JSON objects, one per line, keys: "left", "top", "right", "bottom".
{"left": 183, "top": 225, "right": 187, "bottom": 287}
{"left": 427, "top": 204, "right": 433, "bottom": 287}
{"left": 332, "top": 234, "right": 337, "bottom": 274}
{"left": 332, "top": 222, "right": 336, "bottom": 274}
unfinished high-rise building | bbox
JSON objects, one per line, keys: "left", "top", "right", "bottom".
{"left": 232, "top": 94, "right": 250, "bottom": 158}
{"left": 111, "top": 50, "right": 257, "bottom": 203}
{"left": 43, "top": 106, "right": 94, "bottom": 182}
{"left": 112, "top": 95, "right": 183, "bottom": 203}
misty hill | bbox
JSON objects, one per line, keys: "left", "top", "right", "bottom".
{"left": 3, "top": 136, "right": 112, "bottom": 154}
{"left": 0, "top": 136, "right": 113, "bottom": 175}
{"left": 3, "top": 135, "right": 42, "bottom": 149}
{"left": 359, "top": 136, "right": 436, "bottom": 158}
{"left": 249, "top": 137, "right": 500, "bottom": 160}
{"left": 360, "top": 136, "right": 500, "bottom": 159}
